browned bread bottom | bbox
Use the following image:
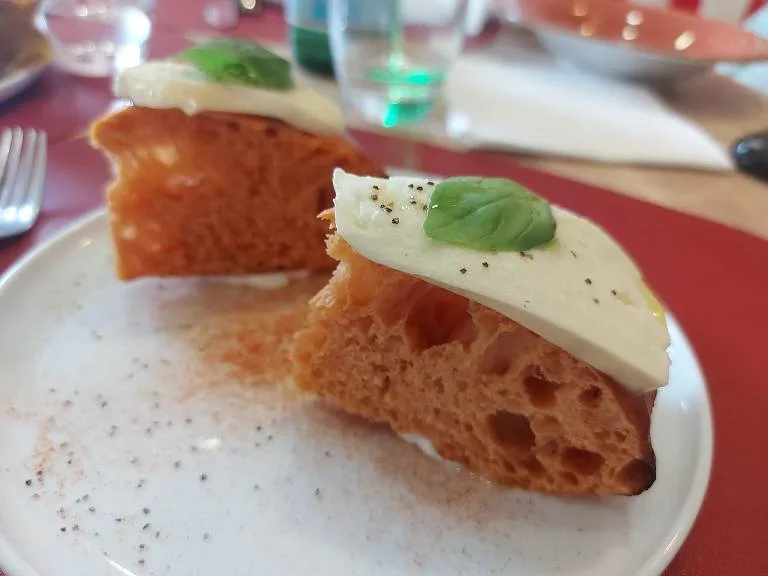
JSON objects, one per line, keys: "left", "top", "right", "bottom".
{"left": 292, "top": 234, "right": 658, "bottom": 496}
{"left": 90, "top": 107, "right": 386, "bottom": 280}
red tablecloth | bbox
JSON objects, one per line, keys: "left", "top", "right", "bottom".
{"left": 2, "top": 5, "right": 768, "bottom": 576}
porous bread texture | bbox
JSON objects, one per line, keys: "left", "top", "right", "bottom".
{"left": 90, "top": 106, "right": 386, "bottom": 280}
{"left": 292, "top": 229, "right": 658, "bottom": 496}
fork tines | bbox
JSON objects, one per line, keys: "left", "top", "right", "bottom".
{"left": 0, "top": 127, "right": 47, "bottom": 236}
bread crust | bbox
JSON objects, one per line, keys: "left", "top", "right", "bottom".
{"left": 90, "top": 106, "right": 386, "bottom": 279}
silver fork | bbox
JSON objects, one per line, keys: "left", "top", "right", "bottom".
{"left": 0, "top": 127, "right": 47, "bottom": 239}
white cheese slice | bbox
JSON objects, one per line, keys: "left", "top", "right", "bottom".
{"left": 113, "top": 61, "right": 343, "bottom": 136}
{"left": 332, "top": 169, "right": 670, "bottom": 394}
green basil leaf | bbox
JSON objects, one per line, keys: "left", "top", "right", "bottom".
{"left": 423, "top": 177, "right": 556, "bottom": 252}
{"left": 177, "top": 38, "right": 294, "bottom": 90}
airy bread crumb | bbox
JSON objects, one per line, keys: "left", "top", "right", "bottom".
{"left": 292, "top": 233, "right": 657, "bottom": 496}
{"left": 90, "top": 107, "right": 385, "bottom": 279}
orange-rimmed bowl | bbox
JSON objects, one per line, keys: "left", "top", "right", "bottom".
{"left": 500, "top": 0, "right": 768, "bottom": 83}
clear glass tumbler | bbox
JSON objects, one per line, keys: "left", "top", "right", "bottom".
{"left": 328, "top": 0, "right": 468, "bottom": 127}
{"left": 35, "top": 0, "right": 155, "bottom": 77}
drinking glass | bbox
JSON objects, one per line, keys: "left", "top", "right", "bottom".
{"left": 35, "top": 0, "right": 155, "bottom": 77}
{"left": 328, "top": 0, "right": 468, "bottom": 127}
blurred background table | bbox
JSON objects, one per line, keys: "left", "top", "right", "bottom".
{"left": 1, "top": 2, "right": 768, "bottom": 576}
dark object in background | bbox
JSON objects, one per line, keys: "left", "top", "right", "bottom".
{"left": 285, "top": 0, "right": 335, "bottom": 78}
{"left": 732, "top": 131, "right": 768, "bottom": 184}
{"left": 0, "top": 1, "right": 51, "bottom": 79}
{"left": 289, "top": 26, "right": 334, "bottom": 77}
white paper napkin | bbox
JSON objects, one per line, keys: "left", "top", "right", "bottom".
{"left": 445, "top": 31, "right": 734, "bottom": 169}
{"left": 266, "top": 32, "right": 732, "bottom": 170}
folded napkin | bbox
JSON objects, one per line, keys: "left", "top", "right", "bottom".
{"left": 260, "top": 30, "right": 732, "bottom": 170}
{"left": 444, "top": 31, "right": 734, "bottom": 169}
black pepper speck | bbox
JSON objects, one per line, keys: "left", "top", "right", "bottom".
{"left": 585, "top": 278, "right": 592, "bottom": 285}
{"left": 200, "top": 474, "right": 208, "bottom": 482}
{"left": 481, "top": 262, "right": 489, "bottom": 268}
{"left": 391, "top": 217, "right": 400, "bottom": 225}
{"left": 459, "top": 267, "right": 467, "bottom": 274}
{"left": 593, "top": 298, "right": 600, "bottom": 304}
{"left": 611, "top": 289, "right": 618, "bottom": 296}
{"left": 25, "top": 479, "right": 32, "bottom": 486}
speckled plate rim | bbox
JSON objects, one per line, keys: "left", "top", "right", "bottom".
{"left": 0, "top": 209, "right": 104, "bottom": 576}
{"left": 642, "top": 320, "right": 714, "bottom": 576}
{"left": 0, "top": 207, "right": 714, "bottom": 576}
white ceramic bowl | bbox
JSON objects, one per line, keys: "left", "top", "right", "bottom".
{"left": 500, "top": 0, "right": 768, "bottom": 84}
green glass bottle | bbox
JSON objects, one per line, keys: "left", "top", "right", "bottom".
{"left": 285, "top": 0, "right": 335, "bottom": 78}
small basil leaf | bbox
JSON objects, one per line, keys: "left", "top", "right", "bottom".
{"left": 423, "top": 177, "right": 556, "bottom": 252}
{"left": 178, "top": 38, "right": 294, "bottom": 90}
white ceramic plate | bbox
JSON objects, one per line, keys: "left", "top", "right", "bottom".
{"left": 0, "top": 61, "right": 49, "bottom": 107}
{"left": 0, "top": 210, "right": 713, "bottom": 576}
